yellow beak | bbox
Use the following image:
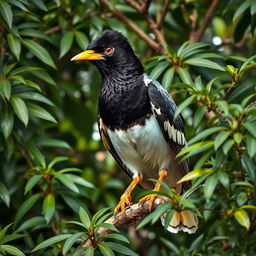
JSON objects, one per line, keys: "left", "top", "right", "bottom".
{"left": 71, "top": 50, "right": 104, "bottom": 61}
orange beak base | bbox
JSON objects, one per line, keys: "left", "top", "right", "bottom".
{"left": 71, "top": 50, "right": 104, "bottom": 61}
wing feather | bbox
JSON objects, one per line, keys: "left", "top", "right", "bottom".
{"left": 144, "top": 75, "right": 190, "bottom": 190}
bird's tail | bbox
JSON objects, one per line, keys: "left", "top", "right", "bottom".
{"left": 161, "top": 210, "right": 198, "bottom": 234}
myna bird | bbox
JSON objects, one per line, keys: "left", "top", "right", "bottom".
{"left": 71, "top": 30, "right": 198, "bottom": 234}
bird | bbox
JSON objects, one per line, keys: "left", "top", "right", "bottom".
{"left": 71, "top": 30, "right": 198, "bottom": 234}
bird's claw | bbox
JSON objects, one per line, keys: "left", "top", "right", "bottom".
{"left": 114, "top": 193, "right": 132, "bottom": 213}
{"left": 139, "top": 194, "right": 157, "bottom": 212}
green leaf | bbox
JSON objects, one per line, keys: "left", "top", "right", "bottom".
{"left": 214, "top": 131, "right": 231, "bottom": 150}
{"left": 33, "top": 234, "right": 72, "bottom": 251}
{"left": 27, "top": 103, "right": 57, "bottom": 123}
{"left": 204, "top": 174, "right": 218, "bottom": 201}
{"left": 53, "top": 172, "right": 79, "bottom": 193}
{"left": 64, "top": 174, "right": 94, "bottom": 189}
{"left": 177, "top": 67, "right": 193, "bottom": 85}
{"left": 91, "top": 208, "right": 110, "bottom": 226}
{"left": 27, "top": 144, "right": 45, "bottom": 167}
{"left": 174, "top": 95, "right": 195, "bottom": 120}
{"left": 37, "top": 139, "right": 71, "bottom": 149}
{"left": 177, "top": 140, "right": 214, "bottom": 159}
{"left": 0, "top": 108, "right": 13, "bottom": 138}
{"left": 150, "top": 62, "right": 169, "bottom": 80}
{"left": 104, "top": 242, "right": 139, "bottom": 256}
{"left": 24, "top": 175, "right": 43, "bottom": 195}
{"left": 22, "top": 39, "right": 56, "bottom": 69}
{"left": 79, "top": 207, "right": 91, "bottom": 229}
{"left": 246, "top": 135, "right": 256, "bottom": 158}
{"left": 16, "top": 216, "right": 45, "bottom": 232}
{"left": 98, "top": 243, "right": 114, "bottom": 256}
{"left": 103, "top": 234, "right": 129, "bottom": 244}
{"left": 75, "top": 31, "right": 89, "bottom": 50}
{"left": 7, "top": 34, "right": 21, "bottom": 60}
{"left": 241, "top": 205, "right": 256, "bottom": 212}
{"left": 189, "top": 127, "right": 224, "bottom": 145}
{"left": 0, "top": 80, "right": 11, "bottom": 100}
{"left": 43, "top": 194, "right": 55, "bottom": 223}
{"left": 18, "top": 92, "right": 54, "bottom": 106}
{"left": 217, "top": 171, "right": 229, "bottom": 189}
{"left": 162, "top": 67, "right": 175, "bottom": 89}
{"left": 0, "top": 223, "right": 13, "bottom": 242}
{"left": 243, "top": 122, "right": 256, "bottom": 139}
{"left": 11, "top": 96, "right": 28, "bottom": 126}
{"left": 1, "top": 245, "right": 25, "bottom": 256}
{"left": 84, "top": 246, "right": 94, "bottom": 256}
{"left": 10, "top": 67, "right": 43, "bottom": 76}
{"left": 15, "top": 193, "right": 42, "bottom": 224}
{"left": 95, "top": 223, "right": 119, "bottom": 233}
{"left": 63, "top": 232, "right": 83, "bottom": 255}
{"left": 178, "top": 168, "right": 213, "bottom": 183}
{"left": 234, "top": 209, "right": 250, "bottom": 230}
{"left": 30, "top": 0, "right": 47, "bottom": 11}
{"left": 60, "top": 32, "right": 74, "bottom": 58}
{"left": 160, "top": 237, "right": 179, "bottom": 254}
{"left": 184, "top": 58, "right": 225, "bottom": 71}
{"left": 48, "top": 157, "right": 69, "bottom": 169}
{"left": 151, "top": 203, "right": 171, "bottom": 224}
{"left": 0, "top": 0, "right": 13, "bottom": 28}
{"left": 223, "top": 139, "right": 234, "bottom": 155}
{"left": 233, "top": 0, "right": 251, "bottom": 20}
{"left": 179, "top": 42, "right": 208, "bottom": 59}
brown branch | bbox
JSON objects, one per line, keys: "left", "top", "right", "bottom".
{"left": 79, "top": 196, "right": 169, "bottom": 248}
{"left": 125, "top": 0, "right": 167, "bottom": 47}
{"left": 19, "top": 147, "right": 34, "bottom": 168}
{"left": 44, "top": 26, "right": 61, "bottom": 35}
{"left": 101, "top": 0, "right": 166, "bottom": 55}
{"left": 157, "top": 0, "right": 172, "bottom": 30}
{"left": 189, "top": 0, "right": 220, "bottom": 43}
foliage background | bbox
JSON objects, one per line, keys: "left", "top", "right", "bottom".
{"left": 0, "top": 0, "right": 256, "bottom": 255}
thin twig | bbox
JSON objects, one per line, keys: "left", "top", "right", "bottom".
{"left": 245, "top": 100, "right": 256, "bottom": 109}
{"left": 79, "top": 196, "right": 168, "bottom": 248}
{"left": 19, "top": 147, "right": 34, "bottom": 168}
{"left": 189, "top": 0, "right": 220, "bottom": 42}
{"left": 101, "top": 0, "right": 166, "bottom": 55}
{"left": 157, "top": 0, "right": 172, "bottom": 30}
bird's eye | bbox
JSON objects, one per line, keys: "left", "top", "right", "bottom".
{"left": 104, "top": 47, "right": 114, "bottom": 55}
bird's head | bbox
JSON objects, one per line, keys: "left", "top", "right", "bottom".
{"left": 71, "top": 30, "right": 144, "bottom": 77}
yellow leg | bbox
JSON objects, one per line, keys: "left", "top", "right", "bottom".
{"left": 139, "top": 169, "right": 168, "bottom": 210}
{"left": 114, "top": 175, "right": 142, "bottom": 213}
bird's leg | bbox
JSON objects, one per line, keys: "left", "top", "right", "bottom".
{"left": 139, "top": 169, "right": 168, "bottom": 211}
{"left": 114, "top": 175, "right": 142, "bottom": 213}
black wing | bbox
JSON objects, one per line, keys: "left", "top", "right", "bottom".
{"left": 97, "top": 115, "right": 133, "bottom": 178}
{"left": 144, "top": 75, "right": 190, "bottom": 190}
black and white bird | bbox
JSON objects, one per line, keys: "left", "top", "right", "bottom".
{"left": 71, "top": 30, "right": 198, "bottom": 234}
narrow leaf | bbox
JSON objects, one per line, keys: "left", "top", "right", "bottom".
{"left": 178, "top": 168, "right": 213, "bottom": 183}
{"left": 234, "top": 209, "right": 250, "bottom": 230}
{"left": 0, "top": 223, "right": 13, "bottom": 241}
{"left": 0, "top": 108, "right": 13, "bottom": 138}
{"left": 22, "top": 39, "right": 56, "bottom": 69}
{"left": 0, "top": 80, "right": 11, "bottom": 100}
{"left": 184, "top": 58, "right": 225, "bottom": 71}
{"left": 27, "top": 103, "right": 57, "bottom": 123}
{"left": 11, "top": 96, "right": 28, "bottom": 126}
{"left": 174, "top": 95, "right": 195, "bottom": 120}
{"left": 79, "top": 207, "right": 91, "bottom": 229}
{"left": 0, "top": 0, "right": 13, "bottom": 28}
{"left": 75, "top": 31, "right": 89, "bottom": 50}
{"left": 54, "top": 172, "right": 79, "bottom": 193}
{"left": 43, "top": 193, "right": 55, "bottom": 223}
{"left": 60, "top": 32, "right": 74, "bottom": 58}
{"left": 24, "top": 175, "right": 43, "bottom": 195}
{"left": 98, "top": 244, "right": 114, "bottom": 256}
{"left": 7, "top": 34, "right": 21, "bottom": 60}
{"left": 33, "top": 234, "right": 72, "bottom": 251}
{"left": 63, "top": 232, "right": 83, "bottom": 255}
{"left": 1, "top": 245, "right": 25, "bottom": 256}
{"left": 104, "top": 242, "right": 139, "bottom": 256}
{"left": 215, "top": 131, "right": 231, "bottom": 150}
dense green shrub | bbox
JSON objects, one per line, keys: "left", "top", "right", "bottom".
{"left": 0, "top": 0, "right": 256, "bottom": 255}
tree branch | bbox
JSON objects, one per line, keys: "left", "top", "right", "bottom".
{"left": 189, "top": 0, "right": 220, "bottom": 43}
{"left": 157, "top": 0, "right": 172, "bottom": 30}
{"left": 79, "top": 196, "right": 168, "bottom": 248}
{"left": 101, "top": 0, "right": 166, "bottom": 55}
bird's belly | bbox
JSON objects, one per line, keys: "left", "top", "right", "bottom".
{"left": 107, "top": 115, "right": 172, "bottom": 187}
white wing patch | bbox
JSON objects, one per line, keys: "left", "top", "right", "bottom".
{"left": 164, "top": 120, "right": 185, "bottom": 145}
{"left": 150, "top": 102, "right": 161, "bottom": 115}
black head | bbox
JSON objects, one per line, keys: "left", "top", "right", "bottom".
{"left": 71, "top": 30, "right": 144, "bottom": 77}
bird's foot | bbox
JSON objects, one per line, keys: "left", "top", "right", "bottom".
{"left": 114, "top": 176, "right": 142, "bottom": 214}
{"left": 114, "top": 193, "right": 132, "bottom": 213}
{"left": 139, "top": 194, "right": 158, "bottom": 211}
{"left": 139, "top": 169, "right": 168, "bottom": 211}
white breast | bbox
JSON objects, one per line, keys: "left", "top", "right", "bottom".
{"left": 107, "top": 115, "right": 171, "bottom": 179}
